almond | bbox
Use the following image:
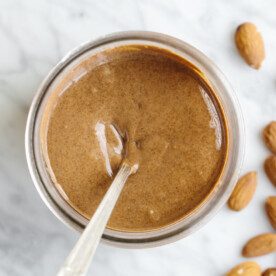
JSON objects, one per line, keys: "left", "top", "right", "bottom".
{"left": 262, "top": 268, "right": 276, "bottom": 276}
{"left": 242, "top": 233, "right": 276, "bottom": 257}
{"left": 235, "top": 22, "right": 265, "bottom": 69}
{"left": 225, "top": 261, "right": 261, "bottom": 276}
{"left": 265, "top": 196, "right": 276, "bottom": 230}
{"left": 264, "top": 155, "right": 276, "bottom": 187}
{"left": 263, "top": 122, "right": 276, "bottom": 154}
{"left": 228, "top": 172, "right": 258, "bottom": 211}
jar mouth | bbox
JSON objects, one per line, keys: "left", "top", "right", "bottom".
{"left": 25, "top": 31, "right": 245, "bottom": 249}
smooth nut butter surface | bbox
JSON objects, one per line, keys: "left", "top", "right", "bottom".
{"left": 41, "top": 45, "right": 228, "bottom": 231}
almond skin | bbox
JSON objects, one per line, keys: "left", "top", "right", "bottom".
{"left": 262, "top": 268, "right": 276, "bottom": 276}
{"left": 242, "top": 233, "right": 276, "bottom": 257}
{"left": 225, "top": 261, "right": 261, "bottom": 276}
{"left": 263, "top": 122, "right": 276, "bottom": 154}
{"left": 264, "top": 155, "right": 276, "bottom": 187}
{"left": 228, "top": 172, "right": 258, "bottom": 211}
{"left": 265, "top": 196, "right": 276, "bottom": 230}
{"left": 235, "top": 22, "right": 265, "bottom": 69}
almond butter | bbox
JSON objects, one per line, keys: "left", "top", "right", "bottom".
{"left": 263, "top": 122, "right": 276, "bottom": 154}
{"left": 235, "top": 22, "right": 265, "bottom": 69}
{"left": 225, "top": 261, "right": 261, "bottom": 276}
{"left": 262, "top": 268, "right": 276, "bottom": 276}
{"left": 265, "top": 196, "right": 276, "bottom": 230}
{"left": 242, "top": 233, "right": 276, "bottom": 257}
{"left": 228, "top": 172, "right": 258, "bottom": 211}
{"left": 264, "top": 155, "right": 276, "bottom": 187}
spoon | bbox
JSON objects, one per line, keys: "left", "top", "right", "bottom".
{"left": 57, "top": 161, "right": 133, "bottom": 276}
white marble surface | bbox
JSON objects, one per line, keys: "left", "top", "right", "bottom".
{"left": 0, "top": 0, "right": 276, "bottom": 275}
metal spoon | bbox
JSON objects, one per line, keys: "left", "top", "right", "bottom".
{"left": 57, "top": 161, "right": 133, "bottom": 276}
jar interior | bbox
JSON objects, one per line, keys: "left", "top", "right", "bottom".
{"left": 27, "top": 32, "right": 244, "bottom": 248}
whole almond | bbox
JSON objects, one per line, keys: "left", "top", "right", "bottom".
{"left": 264, "top": 155, "right": 276, "bottom": 187}
{"left": 228, "top": 172, "right": 258, "bottom": 211}
{"left": 225, "top": 261, "right": 261, "bottom": 276}
{"left": 263, "top": 268, "right": 276, "bottom": 276}
{"left": 235, "top": 22, "right": 265, "bottom": 69}
{"left": 242, "top": 233, "right": 276, "bottom": 257}
{"left": 265, "top": 196, "right": 276, "bottom": 230}
{"left": 263, "top": 121, "right": 276, "bottom": 154}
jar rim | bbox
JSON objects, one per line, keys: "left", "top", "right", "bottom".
{"left": 25, "top": 31, "right": 245, "bottom": 248}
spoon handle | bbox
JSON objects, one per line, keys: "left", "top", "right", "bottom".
{"left": 57, "top": 162, "right": 132, "bottom": 276}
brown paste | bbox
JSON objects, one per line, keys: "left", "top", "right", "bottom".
{"left": 41, "top": 45, "right": 227, "bottom": 231}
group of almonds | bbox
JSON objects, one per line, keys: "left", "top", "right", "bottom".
{"left": 225, "top": 23, "right": 276, "bottom": 276}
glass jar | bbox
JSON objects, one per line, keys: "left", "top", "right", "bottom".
{"left": 25, "top": 31, "right": 244, "bottom": 248}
